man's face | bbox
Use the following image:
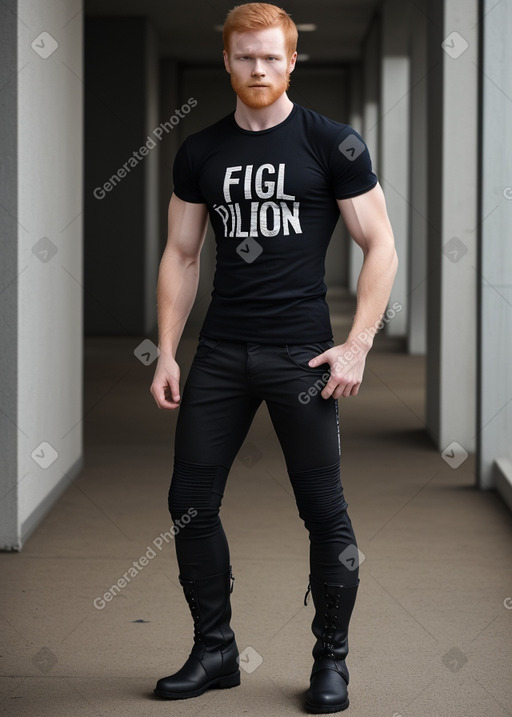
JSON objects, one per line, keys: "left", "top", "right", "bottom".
{"left": 223, "top": 26, "right": 297, "bottom": 110}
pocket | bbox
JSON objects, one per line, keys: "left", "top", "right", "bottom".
{"left": 194, "top": 334, "right": 222, "bottom": 359}
{"left": 285, "top": 339, "right": 334, "bottom": 372}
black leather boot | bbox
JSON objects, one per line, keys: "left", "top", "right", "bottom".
{"left": 154, "top": 566, "right": 240, "bottom": 699}
{"left": 304, "top": 577, "right": 359, "bottom": 713}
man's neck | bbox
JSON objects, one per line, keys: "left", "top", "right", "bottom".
{"left": 233, "top": 93, "right": 294, "bottom": 132}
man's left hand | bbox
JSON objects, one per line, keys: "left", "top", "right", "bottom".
{"left": 308, "top": 343, "right": 368, "bottom": 399}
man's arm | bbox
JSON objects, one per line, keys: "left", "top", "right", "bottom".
{"left": 150, "top": 193, "right": 209, "bottom": 410}
{"left": 308, "top": 182, "right": 398, "bottom": 398}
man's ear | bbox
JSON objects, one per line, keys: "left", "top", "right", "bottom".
{"left": 288, "top": 51, "right": 298, "bottom": 74}
{"left": 223, "top": 50, "right": 231, "bottom": 74}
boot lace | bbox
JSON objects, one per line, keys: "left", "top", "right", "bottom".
{"left": 322, "top": 588, "right": 341, "bottom": 659}
{"left": 184, "top": 586, "right": 202, "bottom": 642}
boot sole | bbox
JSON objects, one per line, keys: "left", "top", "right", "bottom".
{"left": 153, "top": 670, "right": 241, "bottom": 700}
{"left": 304, "top": 697, "right": 349, "bottom": 713}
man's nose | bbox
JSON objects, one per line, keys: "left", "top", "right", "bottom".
{"left": 252, "top": 59, "right": 265, "bottom": 76}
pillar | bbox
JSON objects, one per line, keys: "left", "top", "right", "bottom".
{"left": 379, "top": 0, "right": 410, "bottom": 337}
{"left": 478, "top": 0, "right": 512, "bottom": 494}
{"left": 426, "top": 0, "right": 479, "bottom": 451}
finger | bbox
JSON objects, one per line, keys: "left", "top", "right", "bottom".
{"left": 308, "top": 351, "right": 326, "bottom": 368}
{"left": 151, "top": 381, "right": 180, "bottom": 410}
{"left": 333, "top": 384, "right": 349, "bottom": 399}
{"left": 320, "top": 378, "right": 337, "bottom": 399}
{"left": 340, "top": 382, "right": 359, "bottom": 398}
{"left": 331, "top": 386, "right": 344, "bottom": 400}
{"left": 341, "top": 380, "right": 356, "bottom": 397}
{"left": 332, "top": 381, "right": 355, "bottom": 399}
{"left": 159, "top": 390, "right": 180, "bottom": 410}
{"left": 160, "top": 398, "right": 180, "bottom": 410}
{"left": 168, "top": 376, "right": 181, "bottom": 403}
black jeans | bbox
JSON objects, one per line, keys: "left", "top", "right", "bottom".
{"left": 168, "top": 335, "right": 359, "bottom": 586}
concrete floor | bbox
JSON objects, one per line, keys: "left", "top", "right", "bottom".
{"left": 1, "top": 298, "right": 512, "bottom": 716}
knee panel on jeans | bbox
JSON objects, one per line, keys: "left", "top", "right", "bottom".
{"left": 291, "top": 462, "right": 358, "bottom": 584}
{"left": 168, "top": 457, "right": 229, "bottom": 534}
{"left": 289, "top": 461, "right": 352, "bottom": 541}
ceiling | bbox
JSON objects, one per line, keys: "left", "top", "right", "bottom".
{"left": 85, "top": 0, "right": 380, "bottom": 64}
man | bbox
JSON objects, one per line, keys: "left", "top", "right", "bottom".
{"left": 150, "top": 3, "right": 398, "bottom": 713}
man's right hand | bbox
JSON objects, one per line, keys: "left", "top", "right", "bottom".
{"left": 150, "top": 354, "right": 181, "bottom": 410}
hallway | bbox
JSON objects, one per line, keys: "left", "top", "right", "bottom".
{"left": 1, "top": 295, "right": 511, "bottom": 716}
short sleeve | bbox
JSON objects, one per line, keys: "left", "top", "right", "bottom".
{"left": 172, "top": 139, "right": 206, "bottom": 203}
{"left": 330, "top": 126, "right": 378, "bottom": 200}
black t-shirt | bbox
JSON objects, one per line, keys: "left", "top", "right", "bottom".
{"left": 172, "top": 102, "right": 378, "bottom": 344}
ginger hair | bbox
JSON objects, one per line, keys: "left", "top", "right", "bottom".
{"left": 223, "top": 3, "right": 298, "bottom": 58}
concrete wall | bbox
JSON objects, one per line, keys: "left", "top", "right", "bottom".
{"left": 353, "top": 16, "right": 381, "bottom": 297}
{"left": 407, "top": 0, "right": 428, "bottom": 355}
{"left": 426, "top": 0, "right": 478, "bottom": 451}
{"left": 0, "top": 0, "right": 20, "bottom": 550}
{"left": 379, "top": 0, "right": 410, "bottom": 336}
{"left": 478, "top": 0, "right": 512, "bottom": 493}
{"left": 362, "top": 15, "right": 380, "bottom": 170}
{"left": 0, "top": 0, "right": 84, "bottom": 549}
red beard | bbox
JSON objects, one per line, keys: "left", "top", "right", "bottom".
{"left": 230, "top": 71, "right": 290, "bottom": 109}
